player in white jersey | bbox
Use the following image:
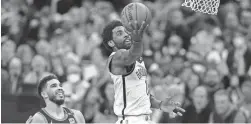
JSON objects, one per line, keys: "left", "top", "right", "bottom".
{"left": 102, "top": 20, "right": 185, "bottom": 124}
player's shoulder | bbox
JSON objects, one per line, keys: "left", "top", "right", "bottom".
{"left": 69, "top": 109, "right": 82, "bottom": 115}
{"left": 69, "top": 109, "right": 85, "bottom": 123}
{"left": 31, "top": 112, "right": 48, "bottom": 123}
{"left": 69, "top": 108, "right": 84, "bottom": 118}
{"left": 33, "top": 112, "right": 45, "bottom": 119}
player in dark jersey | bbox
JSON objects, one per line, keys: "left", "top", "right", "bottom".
{"left": 26, "top": 74, "right": 85, "bottom": 123}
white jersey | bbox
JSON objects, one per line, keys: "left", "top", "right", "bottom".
{"left": 107, "top": 52, "right": 152, "bottom": 117}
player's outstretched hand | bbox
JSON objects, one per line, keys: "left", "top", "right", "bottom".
{"left": 26, "top": 116, "right": 33, "bottom": 124}
{"left": 128, "top": 21, "right": 148, "bottom": 42}
{"left": 160, "top": 98, "right": 186, "bottom": 118}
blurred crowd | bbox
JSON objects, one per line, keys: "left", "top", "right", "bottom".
{"left": 1, "top": 0, "right": 251, "bottom": 123}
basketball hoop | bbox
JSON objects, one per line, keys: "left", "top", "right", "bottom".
{"left": 181, "top": 0, "right": 220, "bottom": 15}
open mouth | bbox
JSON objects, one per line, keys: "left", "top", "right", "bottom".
{"left": 56, "top": 90, "right": 64, "bottom": 97}
{"left": 124, "top": 38, "right": 132, "bottom": 44}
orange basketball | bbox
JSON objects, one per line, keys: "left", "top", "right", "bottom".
{"left": 121, "top": 2, "right": 152, "bottom": 32}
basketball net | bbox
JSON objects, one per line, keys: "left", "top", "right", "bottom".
{"left": 181, "top": 0, "right": 220, "bottom": 15}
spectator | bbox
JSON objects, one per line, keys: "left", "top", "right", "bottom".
{"left": 1, "top": 40, "right": 16, "bottom": 69}
{"left": 51, "top": 55, "right": 66, "bottom": 82}
{"left": 189, "top": 17, "right": 219, "bottom": 58}
{"left": 184, "top": 72, "right": 201, "bottom": 104}
{"left": 23, "top": 55, "right": 50, "bottom": 85}
{"left": 81, "top": 58, "right": 99, "bottom": 83}
{"left": 212, "top": 36, "right": 228, "bottom": 61}
{"left": 203, "top": 69, "right": 223, "bottom": 95}
{"left": 179, "top": 67, "right": 193, "bottom": 82}
{"left": 82, "top": 87, "right": 101, "bottom": 123}
{"left": 8, "top": 57, "right": 23, "bottom": 95}
{"left": 50, "top": 29, "right": 72, "bottom": 57}
{"left": 239, "top": 0, "right": 251, "bottom": 10}
{"left": 224, "top": 12, "right": 240, "bottom": 31}
{"left": 240, "top": 79, "right": 251, "bottom": 123}
{"left": 164, "top": 8, "right": 191, "bottom": 50}
{"left": 95, "top": 1, "right": 116, "bottom": 24}
{"left": 228, "top": 75, "right": 244, "bottom": 107}
{"left": 2, "top": 68, "right": 10, "bottom": 95}
{"left": 222, "top": 12, "right": 241, "bottom": 44}
{"left": 209, "top": 89, "right": 246, "bottom": 123}
{"left": 227, "top": 34, "right": 251, "bottom": 76}
{"left": 90, "top": 47, "right": 106, "bottom": 69}
{"left": 210, "top": 36, "right": 229, "bottom": 75}
{"left": 62, "top": 64, "right": 90, "bottom": 110}
{"left": 191, "top": 63, "right": 207, "bottom": 79}
{"left": 35, "top": 39, "right": 51, "bottom": 59}
{"left": 16, "top": 44, "right": 35, "bottom": 77}
{"left": 149, "top": 64, "right": 165, "bottom": 88}
{"left": 164, "top": 34, "right": 185, "bottom": 56}
{"left": 62, "top": 52, "right": 81, "bottom": 67}
{"left": 95, "top": 82, "right": 116, "bottom": 123}
{"left": 206, "top": 50, "right": 223, "bottom": 69}
{"left": 168, "top": 55, "right": 185, "bottom": 76}
{"left": 149, "top": 30, "right": 165, "bottom": 64}
{"left": 240, "top": 9, "right": 251, "bottom": 32}
{"left": 182, "top": 85, "right": 212, "bottom": 123}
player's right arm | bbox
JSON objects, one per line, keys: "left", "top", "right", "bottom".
{"left": 29, "top": 113, "right": 47, "bottom": 123}
{"left": 113, "top": 21, "right": 148, "bottom": 66}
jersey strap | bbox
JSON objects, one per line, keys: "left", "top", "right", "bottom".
{"left": 38, "top": 109, "right": 54, "bottom": 123}
{"left": 38, "top": 108, "right": 75, "bottom": 123}
{"left": 63, "top": 107, "right": 77, "bottom": 124}
{"left": 120, "top": 75, "right": 127, "bottom": 124}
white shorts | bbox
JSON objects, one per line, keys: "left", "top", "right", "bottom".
{"left": 115, "top": 115, "right": 155, "bottom": 124}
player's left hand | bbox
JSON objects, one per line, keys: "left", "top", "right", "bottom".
{"left": 160, "top": 98, "right": 185, "bottom": 118}
{"left": 128, "top": 21, "right": 148, "bottom": 42}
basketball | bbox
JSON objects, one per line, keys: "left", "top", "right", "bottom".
{"left": 121, "top": 2, "right": 152, "bottom": 32}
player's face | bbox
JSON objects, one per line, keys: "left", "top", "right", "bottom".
{"left": 46, "top": 79, "right": 65, "bottom": 105}
{"left": 112, "top": 26, "right": 131, "bottom": 50}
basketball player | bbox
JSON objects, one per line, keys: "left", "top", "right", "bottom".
{"left": 26, "top": 74, "right": 85, "bottom": 123}
{"left": 102, "top": 20, "right": 185, "bottom": 124}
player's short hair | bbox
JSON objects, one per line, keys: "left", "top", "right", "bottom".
{"left": 38, "top": 74, "right": 58, "bottom": 97}
{"left": 102, "top": 20, "right": 123, "bottom": 51}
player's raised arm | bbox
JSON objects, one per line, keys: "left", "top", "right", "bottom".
{"left": 113, "top": 21, "right": 148, "bottom": 66}
{"left": 29, "top": 113, "right": 47, "bottom": 123}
